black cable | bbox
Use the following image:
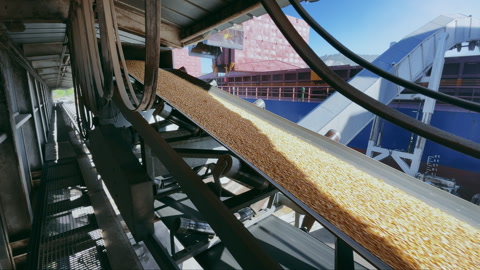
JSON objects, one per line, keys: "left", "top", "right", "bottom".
{"left": 290, "top": 0, "right": 480, "bottom": 113}
{"left": 261, "top": 0, "right": 480, "bottom": 158}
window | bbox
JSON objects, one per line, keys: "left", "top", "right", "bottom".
{"left": 350, "top": 68, "right": 362, "bottom": 78}
{"left": 273, "top": 74, "right": 282, "bottom": 81}
{"left": 334, "top": 69, "right": 348, "bottom": 78}
{"left": 463, "top": 63, "right": 480, "bottom": 75}
{"left": 439, "top": 87, "right": 456, "bottom": 96}
{"left": 285, "top": 73, "right": 296, "bottom": 80}
{"left": 298, "top": 72, "right": 310, "bottom": 80}
{"left": 442, "top": 63, "right": 459, "bottom": 75}
{"left": 458, "top": 88, "right": 474, "bottom": 98}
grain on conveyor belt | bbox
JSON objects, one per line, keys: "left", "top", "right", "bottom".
{"left": 126, "top": 60, "right": 480, "bottom": 269}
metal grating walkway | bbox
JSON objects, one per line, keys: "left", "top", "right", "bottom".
{"left": 27, "top": 106, "right": 111, "bottom": 270}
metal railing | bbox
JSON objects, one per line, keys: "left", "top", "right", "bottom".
{"left": 218, "top": 85, "right": 332, "bottom": 102}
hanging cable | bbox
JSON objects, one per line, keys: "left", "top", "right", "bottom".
{"left": 260, "top": 0, "right": 480, "bottom": 158}
{"left": 97, "top": 0, "right": 114, "bottom": 99}
{"left": 96, "top": 0, "right": 160, "bottom": 111}
{"left": 289, "top": 0, "right": 480, "bottom": 113}
{"left": 68, "top": 0, "right": 105, "bottom": 115}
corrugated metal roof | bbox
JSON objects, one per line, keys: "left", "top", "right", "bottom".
{"left": 3, "top": 0, "right": 291, "bottom": 90}
{"left": 6, "top": 23, "right": 71, "bottom": 90}
{"left": 118, "top": 0, "right": 236, "bottom": 27}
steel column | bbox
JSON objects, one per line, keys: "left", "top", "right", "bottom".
{"left": 0, "top": 201, "right": 14, "bottom": 269}
{"left": 335, "top": 238, "right": 354, "bottom": 270}
{"left": 0, "top": 50, "right": 33, "bottom": 240}
{"left": 78, "top": 155, "right": 144, "bottom": 270}
{"left": 143, "top": 234, "right": 180, "bottom": 270}
{"left": 33, "top": 80, "right": 48, "bottom": 141}
{"left": 408, "top": 33, "right": 449, "bottom": 175}
{"left": 26, "top": 73, "right": 44, "bottom": 165}
{"left": 12, "top": 64, "right": 43, "bottom": 172}
{"left": 89, "top": 125, "right": 154, "bottom": 241}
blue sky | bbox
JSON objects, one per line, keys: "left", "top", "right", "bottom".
{"left": 201, "top": 0, "right": 480, "bottom": 74}
{"left": 283, "top": 0, "right": 480, "bottom": 56}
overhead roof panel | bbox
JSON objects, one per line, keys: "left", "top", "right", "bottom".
{"left": 2, "top": 0, "right": 292, "bottom": 90}
{"left": 24, "top": 43, "right": 63, "bottom": 57}
{"left": 23, "top": 23, "right": 67, "bottom": 29}
{"left": 117, "top": 0, "right": 230, "bottom": 25}
{"left": 7, "top": 23, "right": 66, "bottom": 44}
{"left": 115, "top": 0, "right": 290, "bottom": 46}
{"left": 5, "top": 22, "right": 71, "bottom": 90}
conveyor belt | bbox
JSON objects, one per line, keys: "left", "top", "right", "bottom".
{"left": 126, "top": 60, "right": 480, "bottom": 269}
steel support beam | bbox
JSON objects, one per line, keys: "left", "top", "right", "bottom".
{"left": 0, "top": 0, "right": 69, "bottom": 22}
{"left": 180, "top": 0, "right": 262, "bottom": 44}
{"left": 15, "top": 114, "right": 32, "bottom": 129}
{"left": 39, "top": 84, "right": 50, "bottom": 131}
{"left": 0, "top": 202, "right": 14, "bottom": 270}
{"left": 26, "top": 75, "right": 45, "bottom": 165}
{"left": 0, "top": 50, "right": 33, "bottom": 241}
{"left": 408, "top": 33, "right": 449, "bottom": 175}
{"left": 14, "top": 63, "right": 44, "bottom": 172}
{"left": 143, "top": 234, "right": 180, "bottom": 270}
{"left": 114, "top": 4, "right": 182, "bottom": 48}
{"left": 89, "top": 125, "right": 154, "bottom": 241}
{"left": 0, "top": 133, "right": 7, "bottom": 145}
{"left": 33, "top": 80, "right": 48, "bottom": 141}
{"left": 55, "top": 36, "right": 68, "bottom": 88}
{"left": 173, "top": 148, "right": 230, "bottom": 159}
{"left": 23, "top": 43, "right": 63, "bottom": 58}
{"left": 0, "top": 28, "right": 51, "bottom": 86}
{"left": 31, "top": 59, "right": 62, "bottom": 69}
{"left": 366, "top": 33, "right": 449, "bottom": 176}
{"left": 112, "top": 93, "right": 282, "bottom": 270}
{"left": 335, "top": 238, "right": 354, "bottom": 270}
{"left": 78, "top": 155, "right": 144, "bottom": 270}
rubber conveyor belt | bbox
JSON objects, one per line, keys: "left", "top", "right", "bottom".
{"left": 126, "top": 61, "right": 480, "bottom": 269}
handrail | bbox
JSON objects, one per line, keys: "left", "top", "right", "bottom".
{"left": 219, "top": 85, "right": 332, "bottom": 102}
{"left": 61, "top": 103, "right": 81, "bottom": 134}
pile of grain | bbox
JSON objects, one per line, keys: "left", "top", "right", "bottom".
{"left": 126, "top": 60, "right": 480, "bottom": 269}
